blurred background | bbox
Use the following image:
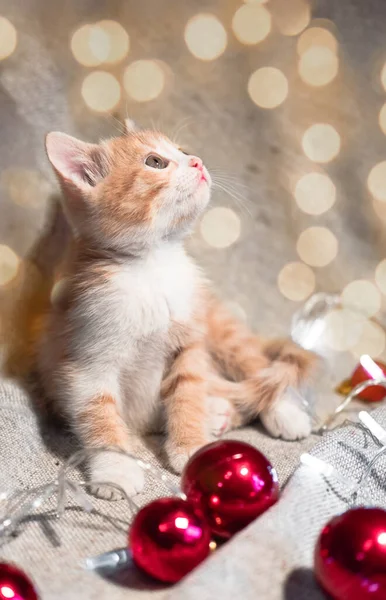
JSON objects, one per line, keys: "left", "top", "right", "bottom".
{"left": 1, "top": 0, "right": 386, "bottom": 375}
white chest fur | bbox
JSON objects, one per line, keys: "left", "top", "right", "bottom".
{"left": 110, "top": 243, "right": 198, "bottom": 339}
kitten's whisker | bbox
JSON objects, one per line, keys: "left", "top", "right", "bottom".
{"left": 212, "top": 182, "right": 253, "bottom": 218}
{"left": 210, "top": 172, "right": 252, "bottom": 191}
{"left": 173, "top": 129, "right": 192, "bottom": 147}
{"left": 114, "top": 117, "right": 126, "bottom": 135}
{"left": 101, "top": 114, "right": 125, "bottom": 136}
{"left": 210, "top": 169, "right": 249, "bottom": 181}
{"left": 214, "top": 180, "right": 251, "bottom": 201}
{"left": 110, "top": 122, "right": 125, "bottom": 136}
{"left": 209, "top": 168, "right": 244, "bottom": 175}
{"left": 211, "top": 176, "right": 251, "bottom": 192}
{"left": 210, "top": 172, "right": 248, "bottom": 183}
{"left": 148, "top": 117, "right": 164, "bottom": 135}
{"left": 211, "top": 178, "right": 253, "bottom": 208}
{"left": 214, "top": 184, "right": 250, "bottom": 204}
{"left": 171, "top": 117, "right": 193, "bottom": 144}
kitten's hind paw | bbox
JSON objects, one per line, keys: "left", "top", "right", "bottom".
{"left": 206, "top": 396, "right": 233, "bottom": 439}
{"left": 89, "top": 452, "right": 145, "bottom": 500}
{"left": 260, "top": 388, "right": 312, "bottom": 441}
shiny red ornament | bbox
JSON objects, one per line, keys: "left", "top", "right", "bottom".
{"left": 315, "top": 507, "right": 386, "bottom": 599}
{"left": 129, "top": 497, "right": 211, "bottom": 583}
{"left": 0, "top": 563, "right": 38, "bottom": 600}
{"left": 351, "top": 359, "right": 386, "bottom": 402}
{"left": 181, "top": 440, "right": 279, "bottom": 540}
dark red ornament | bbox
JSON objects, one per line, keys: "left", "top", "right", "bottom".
{"left": 315, "top": 507, "right": 386, "bottom": 599}
{"left": 351, "top": 359, "right": 386, "bottom": 402}
{"left": 337, "top": 359, "right": 386, "bottom": 402}
{"left": 181, "top": 440, "right": 279, "bottom": 540}
{"left": 129, "top": 497, "right": 211, "bottom": 583}
{"left": 0, "top": 563, "right": 38, "bottom": 600}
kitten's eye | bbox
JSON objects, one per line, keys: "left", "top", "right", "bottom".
{"left": 180, "top": 148, "right": 190, "bottom": 156}
{"left": 145, "top": 154, "right": 169, "bottom": 169}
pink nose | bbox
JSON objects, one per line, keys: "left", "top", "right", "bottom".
{"left": 189, "top": 156, "right": 203, "bottom": 171}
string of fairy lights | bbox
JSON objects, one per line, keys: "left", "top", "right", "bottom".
{"left": 1, "top": 1, "right": 386, "bottom": 359}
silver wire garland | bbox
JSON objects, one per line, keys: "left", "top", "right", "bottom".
{"left": 301, "top": 410, "right": 386, "bottom": 506}
{"left": 0, "top": 444, "right": 183, "bottom": 542}
{"left": 1, "top": 380, "right": 386, "bottom": 537}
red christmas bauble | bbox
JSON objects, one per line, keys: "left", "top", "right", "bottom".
{"left": 0, "top": 563, "right": 38, "bottom": 600}
{"left": 351, "top": 360, "right": 386, "bottom": 402}
{"left": 181, "top": 440, "right": 279, "bottom": 540}
{"left": 129, "top": 497, "right": 211, "bottom": 583}
{"left": 315, "top": 507, "right": 386, "bottom": 599}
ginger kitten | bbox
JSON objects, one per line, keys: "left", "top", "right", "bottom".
{"left": 36, "top": 120, "right": 316, "bottom": 499}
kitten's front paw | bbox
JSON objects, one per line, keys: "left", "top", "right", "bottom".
{"left": 165, "top": 442, "right": 204, "bottom": 474}
{"left": 89, "top": 452, "right": 145, "bottom": 500}
{"left": 260, "top": 389, "right": 312, "bottom": 441}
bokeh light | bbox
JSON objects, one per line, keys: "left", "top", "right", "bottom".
{"left": 1, "top": 168, "right": 51, "bottom": 208}
{"left": 294, "top": 172, "right": 336, "bottom": 215}
{"left": 373, "top": 198, "right": 386, "bottom": 223}
{"left": 297, "top": 27, "right": 338, "bottom": 56}
{"left": 50, "top": 279, "right": 66, "bottom": 305}
{"left": 271, "top": 0, "right": 310, "bottom": 36}
{"left": 81, "top": 71, "right": 121, "bottom": 112}
{"left": 277, "top": 262, "right": 315, "bottom": 301}
{"left": 351, "top": 320, "right": 386, "bottom": 358}
{"left": 381, "top": 63, "right": 386, "bottom": 92}
{"left": 184, "top": 14, "right": 227, "bottom": 61}
{"left": 368, "top": 161, "right": 386, "bottom": 202}
{"left": 200, "top": 207, "right": 241, "bottom": 248}
{"left": 0, "top": 245, "right": 20, "bottom": 286}
{"left": 71, "top": 24, "right": 105, "bottom": 67}
{"left": 323, "top": 308, "right": 365, "bottom": 352}
{"left": 86, "top": 25, "right": 110, "bottom": 63}
{"left": 296, "top": 226, "right": 338, "bottom": 267}
{"left": 248, "top": 67, "right": 288, "bottom": 109}
{"left": 96, "top": 20, "right": 129, "bottom": 64}
{"left": 71, "top": 21, "right": 129, "bottom": 66}
{"left": 232, "top": 4, "right": 271, "bottom": 45}
{"left": 302, "top": 124, "right": 341, "bottom": 163}
{"left": 375, "top": 259, "right": 386, "bottom": 294}
{"left": 0, "top": 17, "right": 17, "bottom": 61}
{"left": 341, "top": 280, "right": 381, "bottom": 318}
{"left": 379, "top": 104, "right": 386, "bottom": 135}
{"left": 298, "top": 46, "right": 338, "bottom": 87}
{"left": 123, "top": 60, "right": 165, "bottom": 102}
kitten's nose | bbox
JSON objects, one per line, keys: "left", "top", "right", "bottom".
{"left": 189, "top": 156, "right": 203, "bottom": 171}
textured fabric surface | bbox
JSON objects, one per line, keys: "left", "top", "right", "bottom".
{"left": 168, "top": 407, "right": 386, "bottom": 600}
{"left": 2, "top": 378, "right": 386, "bottom": 599}
{"left": 0, "top": 377, "right": 318, "bottom": 600}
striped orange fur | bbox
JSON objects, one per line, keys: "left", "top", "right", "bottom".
{"left": 5, "top": 121, "right": 317, "bottom": 499}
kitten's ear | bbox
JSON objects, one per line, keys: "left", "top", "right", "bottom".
{"left": 124, "top": 118, "right": 137, "bottom": 134}
{"left": 45, "top": 132, "right": 110, "bottom": 191}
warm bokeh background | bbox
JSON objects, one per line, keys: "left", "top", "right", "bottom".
{"left": 1, "top": 0, "right": 386, "bottom": 369}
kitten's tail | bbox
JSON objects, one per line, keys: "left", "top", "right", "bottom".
{"left": 2, "top": 197, "right": 70, "bottom": 378}
{"left": 208, "top": 339, "right": 318, "bottom": 417}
